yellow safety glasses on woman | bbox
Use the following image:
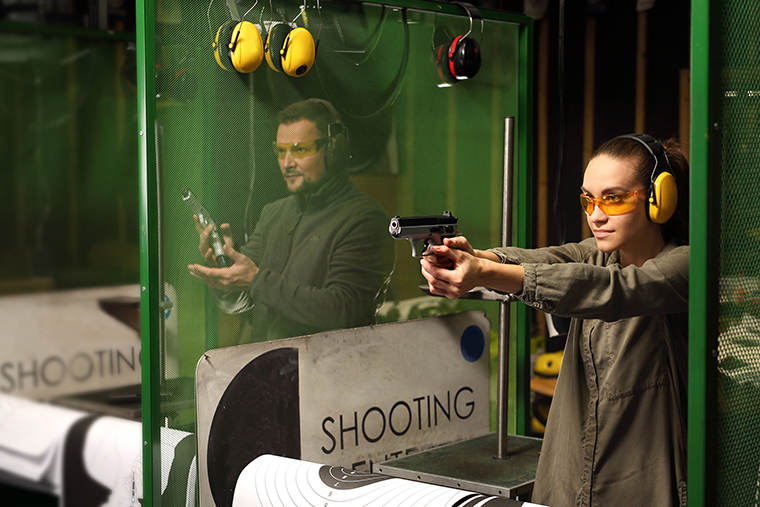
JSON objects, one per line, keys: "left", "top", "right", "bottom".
{"left": 580, "top": 189, "right": 646, "bottom": 216}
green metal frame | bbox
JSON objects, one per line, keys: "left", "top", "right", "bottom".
{"left": 135, "top": 1, "right": 533, "bottom": 504}
{"left": 514, "top": 18, "right": 534, "bottom": 436}
{"left": 136, "top": 0, "right": 161, "bottom": 505}
{"left": 688, "top": 0, "right": 719, "bottom": 505}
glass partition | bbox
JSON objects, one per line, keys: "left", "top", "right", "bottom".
{"left": 0, "top": 28, "right": 138, "bottom": 293}
{"left": 1, "top": 25, "right": 140, "bottom": 401}
{"left": 139, "top": 0, "right": 532, "bottom": 504}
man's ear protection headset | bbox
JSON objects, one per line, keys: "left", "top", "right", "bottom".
{"left": 213, "top": 20, "right": 264, "bottom": 73}
{"left": 616, "top": 133, "right": 678, "bottom": 224}
{"left": 308, "top": 98, "right": 350, "bottom": 171}
{"left": 434, "top": 1, "right": 483, "bottom": 85}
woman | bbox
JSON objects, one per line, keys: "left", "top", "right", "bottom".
{"left": 421, "top": 134, "right": 689, "bottom": 507}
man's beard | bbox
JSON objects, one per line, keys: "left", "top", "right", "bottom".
{"left": 293, "top": 173, "right": 329, "bottom": 196}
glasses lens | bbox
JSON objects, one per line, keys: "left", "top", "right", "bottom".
{"left": 580, "top": 194, "right": 594, "bottom": 215}
{"left": 601, "top": 193, "right": 638, "bottom": 215}
{"left": 580, "top": 191, "right": 640, "bottom": 216}
{"left": 272, "top": 139, "right": 326, "bottom": 159}
{"left": 272, "top": 144, "right": 287, "bottom": 158}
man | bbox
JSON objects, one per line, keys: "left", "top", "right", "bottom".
{"left": 188, "top": 99, "right": 394, "bottom": 343}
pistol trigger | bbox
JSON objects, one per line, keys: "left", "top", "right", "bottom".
{"left": 422, "top": 239, "right": 433, "bottom": 256}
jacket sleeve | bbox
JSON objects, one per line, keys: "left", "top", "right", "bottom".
{"left": 491, "top": 240, "right": 689, "bottom": 321}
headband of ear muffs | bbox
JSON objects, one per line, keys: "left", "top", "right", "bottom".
{"left": 616, "top": 133, "right": 678, "bottom": 224}
{"left": 213, "top": 20, "right": 264, "bottom": 73}
{"left": 265, "top": 24, "right": 316, "bottom": 77}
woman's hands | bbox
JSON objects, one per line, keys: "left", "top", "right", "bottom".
{"left": 420, "top": 237, "right": 485, "bottom": 299}
{"left": 420, "top": 236, "right": 523, "bottom": 299}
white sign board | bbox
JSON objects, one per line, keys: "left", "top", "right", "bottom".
{"left": 1, "top": 285, "right": 143, "bottom": 400}
{"left": 196, "top": 311, "right": 491, "bottom": 507}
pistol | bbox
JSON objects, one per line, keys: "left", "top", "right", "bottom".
{"left": 181, "top": 187, "right": 232, "bottom": 267}
{"left": 389, "top": 211, "right": 459, "bottom": 258}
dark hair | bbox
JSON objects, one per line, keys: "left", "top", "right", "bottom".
{"left": 276, "top": 99, "right": 342, "bottom": 139}
{"left": 590, "top": 136, "right": 690, "bottom": 244}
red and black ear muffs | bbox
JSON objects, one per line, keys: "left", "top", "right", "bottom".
{"left": 434, "top": 1, "right": 483, "bottom": 85}
{"left": 155, "top": 64, "right": 199, "bottom": 102}
{"left": 616, "top": 133, "right": 678, "bottom": 224}
{"left": 447, "top": 34, "right": 481, "bottom": 79}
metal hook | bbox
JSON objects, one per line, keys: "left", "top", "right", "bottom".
{"left": 206, "top": 0, "right": 215, "bottom": 37}
{"left": 243, "top": 0, "right": 259, "bottom": 20}
{"left": 291, "top": 4, "right": 306, "bottom": 25}
{"left": 463, "top": 8, "right": 483, "bottom": 40}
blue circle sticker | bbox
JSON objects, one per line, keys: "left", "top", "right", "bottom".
{"left": 460, "top": 325, "right": 485, "bottom": 362}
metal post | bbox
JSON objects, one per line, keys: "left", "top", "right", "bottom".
{"left": 496, "top": 117, "right": 515, "bottom": 459}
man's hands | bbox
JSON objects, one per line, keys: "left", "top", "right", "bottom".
{"left": 193, "top": 215, "right": 234, "bottom": 266}
{"left": 188, "top": 217, "right": 260, "bottom": 291}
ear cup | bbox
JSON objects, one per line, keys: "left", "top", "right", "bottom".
{"left": 448, "top": 35, "right": 481, "bottom": 79}
{"left": 213, "top": 21, "right": 234, "bottom": 71}
{"left": 435, "top": 43, "right": 456, "bottom": 86}
{"left": 265, "top": 23, "right": 292, "bottom": 73}
{"left": 308, "top": 98, "right": 350, "bottom": 171}
{"left": 325, "top": 130, "right": 349, "bottom": 171}
{"left": 228, "top": 21, "right": 264, "bottom": 73}
{"left": 280, "top": 27, "right": 316, "bottom": 77}
{"left": 648, "top": 171, "right": 678, "bottom": 224}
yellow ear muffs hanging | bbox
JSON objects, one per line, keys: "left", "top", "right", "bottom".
{"left": 280, "top": 26, "right": 316, "bottom": 77}
{"left": 265, "top": 24, "right": 316, "bottom": 77}
{"left": 229, "top": 21, "right": 264, "bottom": 72}
{"left": 213, "top": 20, "right": 264, "bottom": 73}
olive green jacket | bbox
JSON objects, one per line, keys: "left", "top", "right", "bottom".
{"left": 490, "top": 239, "right": 689, "bottom": 507}
{"left": 211, "top": 175, "right": 394, "bottom": 343}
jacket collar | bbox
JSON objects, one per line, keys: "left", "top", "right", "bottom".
{"left": 294, "top": 174, "right": 351, "bottom": 210}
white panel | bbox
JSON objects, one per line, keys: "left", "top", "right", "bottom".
{"left": 196, "top": 311, "right": 491, "bottom": 507}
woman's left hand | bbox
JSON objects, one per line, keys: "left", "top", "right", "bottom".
{"left": 420, "top": 242, "right": 484, "bottom": 300}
